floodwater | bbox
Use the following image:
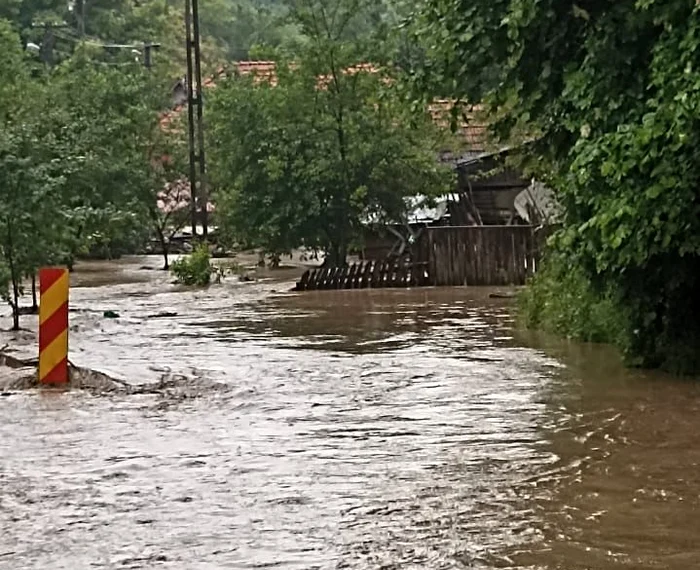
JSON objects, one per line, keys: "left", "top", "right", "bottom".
{"left": 1, "top": 256, "right": 699, "bottom": 570}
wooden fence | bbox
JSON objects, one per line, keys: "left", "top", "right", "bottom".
{"left": 294, "top": 259, "right": 429, "bottom": 291}
{"left": 416, "top": 225, "right": 539, "bottom": 286}
{"left": 295, "top": 225, "right": 544, "bottom": 291}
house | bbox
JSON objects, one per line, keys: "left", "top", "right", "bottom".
{"left": 163, "top": 62, "right": 559, "bottom": 252}
{"left": 448, "top": 147, "right": 530, "bottom": 225}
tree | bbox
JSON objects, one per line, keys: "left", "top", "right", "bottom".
{"left": 0, "top": 19, "right": 190, "bottom": 329}
{"left": 199, "top": 0, "right": 305, "bottom": 60}
{"left": 413, "top": 0, "right": 700, "bottom": 371}
{"left": 0, "top": 128, "right": 72, "bottom": 329}
{"left": 0, "top": 21, "right": 74, "bottom": 329}
{"left": 209, "top": 0, "right": 453, "bottom": 266}
{"left": 150, "top": 150, "right": 192, "bottom": 271}
{"left": 51, "top": 56, "right": 191, "bottom": 269}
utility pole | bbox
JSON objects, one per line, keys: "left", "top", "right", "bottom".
{"left": 101, "top": 41, "right": 161, "bottom": 68}
{"left": 76, "top": 0, "right": 86, "bottom": 37}
{"left": 30, "top": 22, "right": 71, "bottom": 66}
{"left": 184, "top": 0, "right": 208, "bottom": 240}
{"left": 143, "top": 40, "right": 161, "bottom": 69}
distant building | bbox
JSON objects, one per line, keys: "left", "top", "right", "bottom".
{"left": 162, "top": 62, "right": 560, "bottom": 244}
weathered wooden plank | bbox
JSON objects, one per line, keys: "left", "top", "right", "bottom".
{"left": 360, "top": 260, "right": 373, "bottom": 288}
{"left": 428, "top": 231, "right": 437, "bottom": 286}
{"left": 296, "top": 270, "right": 310, "bottom": 291}
{"left": 345, "top": 263, "right": 358, "bottom": 289}
{"left": 319, "top": 267, "right": 331, "bottom": 289}
{"left": 315, "top": 267, "right": 326, "bottom": 289}
{"left": 459, "top": 230, "right": 468, "bottom": 286}
{"left": 371, "top": 259, "right": 383, "bottom": 288}
{"left": 329, "top": 266, "right": 340, "bottom": 289}
{"left": 382, "top": 260, "right": 391, "bottom": 288}
{"left": 352, "top": 262, "right": 362, "bottom": 288}
{"left": 341, "top": 265, "right": 350, "bottom": 288}
{"left": 395, "top": 261, "right": 404, "bottom": 288}
{"left": 387, "top": 260, "right": 396, "bottom": 288}
{"left": 398, "top": 261, "right": 407, "bottom": 287}
{"left": 308, "top": 268, "right": 320, "bottom": 289}
{"left": 334, "top": 264, "right": 343, "bottom": 289}
{"left": 419, "top": 261, "right": 430, "bottom": 286}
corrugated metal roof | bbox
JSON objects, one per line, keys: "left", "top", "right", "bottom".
{"left": 362, "top": 194, "right": 456, "bottom": 225}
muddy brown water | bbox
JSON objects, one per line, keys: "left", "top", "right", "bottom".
{"left": 1, "top": 256, "right": 699, "bottom": 569}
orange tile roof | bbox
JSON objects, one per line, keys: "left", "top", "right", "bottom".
{"left": 233, "top": 60, "right": 277, "bottom": 81}
{"left": 156, "top": 67, "right": 492, "bottom": 215}
{"left": 159, "top": 61, "right": 280, "bottom": 130}
{"left": 428, "top": 99, "right": 489, "bottom": 148}
{"left": 161, "top": 64, "right": 490, "bottom": 147}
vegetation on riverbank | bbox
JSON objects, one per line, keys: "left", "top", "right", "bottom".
{"left": 3, "top": 0, "right": 700, "bottom": 373}
{"left": 0, "top": 0, "right": 429, "bottom": 328}
{"left": 171, "top": 245, "right": 214, "bottom": 286}
{"left": 415, "top": 0, "right": 700, "bottom": 373}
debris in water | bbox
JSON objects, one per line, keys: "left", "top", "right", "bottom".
{"left": 489, "top": 291, "right": 517, "bottom": 299}
{"left": 0, "top": 347, "right": 234, "bottom": 401}
{"left": 148, "top": 311, "right": 178, "bottom": 319}
{"left": 0, "top": 353, "right": 132, "bottom": 392}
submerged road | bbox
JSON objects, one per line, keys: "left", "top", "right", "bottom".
{"left": 1, "top": 257, "right": 699, "bottom": 569}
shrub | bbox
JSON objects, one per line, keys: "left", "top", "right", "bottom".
{"left": 171, "top": 244, "right": 213, "bottom": 286}
{"left": 518, "top": 254, "right": 629, "bottom": 348}
{"left": 520, "top": 253, "right": 700, "bottom": 374}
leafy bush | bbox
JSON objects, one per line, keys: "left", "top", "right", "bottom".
{"left": 519, "top": 253, "right": 700, "bottom": 374}
{"left": 171, "top": 245, "right": 213, "bottom": 286}
{"left": 417, "top": 1, "right": 700, "bottom": 373}
{"left": 518, "top": 254, "right": 629, "bottom": 348}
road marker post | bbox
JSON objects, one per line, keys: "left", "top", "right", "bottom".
{"left": 38, "top": 267, "right": 69, "bottom": 384}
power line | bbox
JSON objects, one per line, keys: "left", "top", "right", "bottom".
{"left": 31, "top": 24, "right": 161, "bottom": 69}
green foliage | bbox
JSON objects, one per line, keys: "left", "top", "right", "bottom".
{"left": 0, "top": 18, "right": 189, "bottom": 326}
{"left": 0, "top": 21, "right": 74, "bottom": 327}
{"left": 3, "top": 0, "right": 407, "bottom": 74}
{"left": 209, "top": 1, "right": 454, "bottom": 265}
{"left": 415, "top": 0, "right": 700, "bottom": 372}
{"left": 200, "top": 0, "right": 303, "bottom": 59}
{"left": 48, "top": 57, "right": 189, "bottom": 268}
{"left": 170, "top": 245, "right": 213, "bottom": 286}
{"left": 519, "top": 254, "right": 629, "bottom": 348}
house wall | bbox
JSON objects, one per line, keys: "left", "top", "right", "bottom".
{"left": 457, "top": 167, "right": 530, "bottom": 224}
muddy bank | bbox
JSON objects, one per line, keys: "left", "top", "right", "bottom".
{"left": 0, "top": 351, "right": 239, "bottom": 404}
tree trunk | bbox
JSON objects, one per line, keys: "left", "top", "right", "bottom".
{"left": 326, "top": 242, "right": 347, "bottom": 267}
{"left": 11, "top": 283, "right": 19, "bottom": 331}
{"left": 31, "top": 274, "right": 38, "bottom": 312}
{"left": 6, "top": 223, "right": 20, "bottom": 331}
{"left": 8, "top": 268, "right": 20, "bottom": 332}
{"left": 157, "top": 229, "right": 169, "bottom": 270}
